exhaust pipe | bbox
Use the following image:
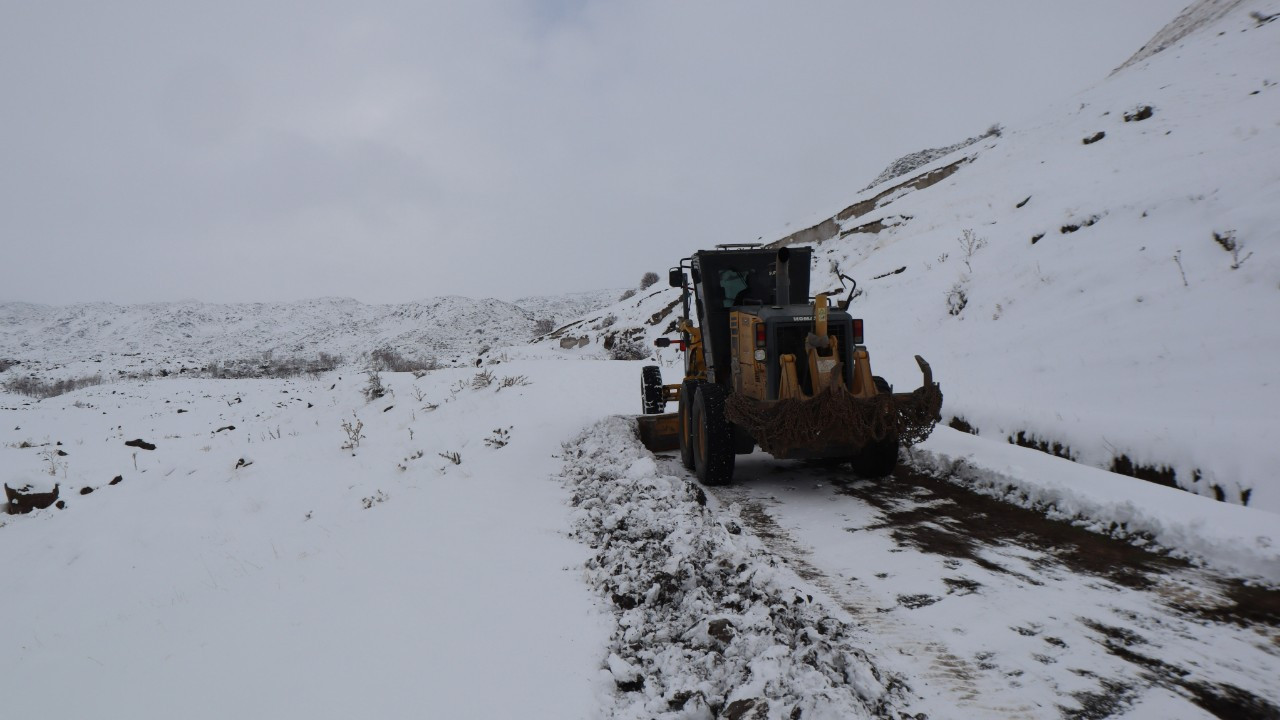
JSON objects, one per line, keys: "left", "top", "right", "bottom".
{"left": 775, "top": 247, "right": 790, "bottom": 307}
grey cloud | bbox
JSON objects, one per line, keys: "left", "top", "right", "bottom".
{"left": 1, "top": 0, "right": 1188, "bottom": 304}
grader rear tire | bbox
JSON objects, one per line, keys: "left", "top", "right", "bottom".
{"left": 851, "top": 375, "right": 899, "bottom": 478}
{"left": 692, "top": 384, "right": 735, "bottom": 486}
{"left": 852, "top": 436, "right": 899, "bottom": 478}
{"left": 677, "top": 379, "right": 699, "bottom": 470}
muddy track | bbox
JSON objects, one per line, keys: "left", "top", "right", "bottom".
{"left": 731, "top": 495, "right": 1042, "bottom": 718}
{"left": 848, "top": 467, "right": 1280, "bottom": 632}
{"left": 693, "top": 454, "right": 1280, "bottom": 720}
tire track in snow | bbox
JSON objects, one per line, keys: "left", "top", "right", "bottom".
{"left": 704, "top": 484, "right": 1042, "bottom": 719}
{"left": 703, "top": 454, "right": 1280, "bottom": 719}
{"left": 562, "top": 418, "right": 918, "bottom": 720}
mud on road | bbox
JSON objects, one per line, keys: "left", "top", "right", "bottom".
{"left": 706, "top": 455, "right": 1280, "bottom": 720}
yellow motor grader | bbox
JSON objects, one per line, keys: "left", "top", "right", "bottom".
{"left": 638, "top": 244, "right": 942, "bottom": 485}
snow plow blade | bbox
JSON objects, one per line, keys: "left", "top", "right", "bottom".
{"left": 637, "top": 413, "right": 681, "bottom": 452}
{"left": 726, "top": 355, "right": 943, "bottom": 459}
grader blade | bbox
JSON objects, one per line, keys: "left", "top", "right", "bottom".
{"left": 637, "top": 413, "right": 681, "bottom": 452}
{"left": 725, "top": 354, "right": 942, "bottom": 459}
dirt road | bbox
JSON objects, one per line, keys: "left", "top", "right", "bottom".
{"left": 692, "top": 453, "right": 1280, "bottom": 719}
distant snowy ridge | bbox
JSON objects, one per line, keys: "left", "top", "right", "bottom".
{"left": 859, "top": 125, "right": 998, "bottom": 192}
{"left": 0, "top": 291, "right": 621, "bottom": 367}
{"left": 1114, "top": 0, "right": 1250, "bottom": 73}
{"left": 514, "top": 288, "right": 628, "bottom": 327}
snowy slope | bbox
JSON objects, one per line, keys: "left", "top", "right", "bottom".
{"left": 1115, "top": 0, "right": 1252, "bottom": 72}
{"left": 534, "top": 0, "right": 1280, "bottom": 513}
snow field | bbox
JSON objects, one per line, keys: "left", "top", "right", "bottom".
{"left": 0, "top": 358, "right": 645, "bottom": 719}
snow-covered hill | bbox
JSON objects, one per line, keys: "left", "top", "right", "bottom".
{"left": 533, "top": 0, "right": 1280, "bottom": 513}
{"left": 515, "top": 289, "right": 632, "bottom": 328}
{"left": 0, "top": 292, "right": 621, "bottom": 372}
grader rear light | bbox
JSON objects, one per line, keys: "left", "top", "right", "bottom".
{"left": 755, "top": 323, "right": 766, "bottom": 348}
{"left": 853, "top": 318, "right": 864, "bottom": 345}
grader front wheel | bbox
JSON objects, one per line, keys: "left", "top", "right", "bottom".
{"left": 641, "top": 365, "right": 665, "bottom": 414}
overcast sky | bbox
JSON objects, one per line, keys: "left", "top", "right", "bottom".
{"left": 1, "top": 1, "right": 1188, "bottom": 306}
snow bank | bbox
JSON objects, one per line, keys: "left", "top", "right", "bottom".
{"left": 910, "top": 428, "right": 1280, "bottom": 584}
{"left": 562, "top": 416, "right": 907, "bottom": 720}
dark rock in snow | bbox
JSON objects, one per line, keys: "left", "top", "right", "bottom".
{"left": 1083, "top": 131, "right": 1106, "bottom": 144}
{"left": 724, "top": 698, "right": 768, "bottom": 720}
{"left": 4, "top": 483, "right": 60, "bottom": 515}
{"left": 1061, "top": 215, "right": 1101, "bottom": 234}
{"left": 125, "top": 439, "right": 156, "bottom": 450}
{"left": 707, "top": 618, "right": 736, "bottom": 645}
{"left": 692, "top": 485, "right": 707, "bottom": 506}
{"left": 898, "top": 593, "right": 941, "bottom": 609}
{"left": 615, "top": 677, "right": 643, "bottom": 693}
{"left": 1124, "top": 105, "right": 1154, "bottom": 122}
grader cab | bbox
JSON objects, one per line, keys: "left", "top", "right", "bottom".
{"left": 638, "top": 244, "right": 942, "bottom": 485}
